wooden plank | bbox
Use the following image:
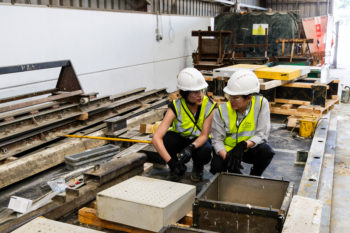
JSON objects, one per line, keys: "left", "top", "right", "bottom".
{"left": 297, "top": 106, "right": 322, "bottom": 114}
{"left": 260, "top": 80, "right": 285, "bottom": 90}
{"left": 287, "top": 116, "right": 300, "bottom": 129}
{"left": 168, "top": 93, "right": 179, "bottom": 102}
{"left": 0, "top": 90, "right": 83, "bottom": 114}
{"left": 139, "top": 121, "right": 161, "bottom": 134}
{"left": 331, "top": 95, "right": 338, "bottom": 100}
{"left": 283, "top": 82, "right": 329, "bottom": 89}
{"left": 281, "top": 104, "right": 293, "bottom": 110}
{"left": 270, "top": 107, "right": 322, "bottom": 118}
{"left": 178, "top": 211, "right": 193, "bottom": 226}
{"left": 275, "top": 98, "right": 311, "bottom": 106}
{"left": 79, "top": 207, "right": 154, "bottom": 233}
{"left": 276, "top": 38, "right": 314, "bottom": 43}
{"left": 77, "top": 112, "right": 89, "bottom": 121}
{"left": 271, "top": 98, "right": 339, "bottom": 117}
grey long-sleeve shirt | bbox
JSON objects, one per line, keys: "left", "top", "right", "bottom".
{"left": 211, "top": 97, "right": 271, "bottom": 154}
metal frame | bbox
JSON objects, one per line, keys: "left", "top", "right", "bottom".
{"left": 0, "top": 60, "right": 83, "bottom": 114}
{"left": 193, "top": 173, "right": 294, "bottom": 232}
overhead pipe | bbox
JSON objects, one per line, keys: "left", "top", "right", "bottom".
{"left": 202, "top": 0, "right": 267, "bottom": 11}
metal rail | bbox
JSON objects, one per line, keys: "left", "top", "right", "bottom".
{"left": 0, "top": 89, "right": 167, "bottom": 160}
{"left": 65, "top": 135, "right": 152, "bottom": 144}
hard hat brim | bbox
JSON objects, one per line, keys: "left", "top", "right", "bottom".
{"left": 223, "top": 86, "right": 260, "bottom": 96}
{"left": 177, "top": 82, "right": 208, "bottom": 91}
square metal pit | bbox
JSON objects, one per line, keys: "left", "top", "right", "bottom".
{"left": 193, "top": 173, "right": 294, "bottom": 233}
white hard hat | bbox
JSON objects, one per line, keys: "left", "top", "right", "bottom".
{"left": 223, "top": 70, "right": 260, "bottom": 96}
{"left": 177, "top": 68, "right": 208, "bottom": 91}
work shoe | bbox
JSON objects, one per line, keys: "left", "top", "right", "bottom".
{"left": 190, "top": 165, "right": 203, "bottom": 182}
{"left": 167, "top": 171, "right": 184, "bottom": 182}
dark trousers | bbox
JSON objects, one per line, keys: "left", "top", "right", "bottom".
{"left": 163, "top": 131, "right": 212, "bottom": 167}
{"left": 210, "top": 142, "right": 275, "bottom": 176}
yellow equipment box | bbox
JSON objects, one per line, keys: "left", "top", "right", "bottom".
{"left": 299, "top": 116, "right": 318, "bottom": 138}
{"left": 254, "top": 67, "right": 301, "bottom": 80}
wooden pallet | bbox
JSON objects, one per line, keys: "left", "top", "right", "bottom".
{"left": 270, "top": 97, "right": 339, "bottom": 118}
{"left": 78, "top": 207, "right": 192, "bottom": 233}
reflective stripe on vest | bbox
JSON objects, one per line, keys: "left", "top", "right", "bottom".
{"left": 169, "top": 95, "right": 215, "bottom": 139}
{"left": 219, "top": 95, "right": 263, "bottom": 151}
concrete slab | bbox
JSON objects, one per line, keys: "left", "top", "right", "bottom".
{"left": 12, "top": 217, "right": 104, "bottom": 233}
{"left": 282, "top": 195, "right": 322, "bottom": 233}
{"left": 213, "top": 64, "right": 266, "bottom": 78}
{"left": 330, "top": 103, "right": 350, "bottom": 232}
{"left": 96, "top": 176, "right": 195, "bottom": 232}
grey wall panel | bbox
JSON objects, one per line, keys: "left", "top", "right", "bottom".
{"left": 267, "top": 0, "right": 333, "bottom": 18}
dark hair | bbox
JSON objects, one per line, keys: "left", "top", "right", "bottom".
{"left": 179, "top": 90, "right": 189, "bottom": 100}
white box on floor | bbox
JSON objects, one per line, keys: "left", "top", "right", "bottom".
{"left": 96, "top": 176, "right": 196, "bottom": 232}
{"left": 12, "top": 217, "right": 104, "bottom": 233}
{"left": 8, "top": 196, "right": 32, "bottom": 213}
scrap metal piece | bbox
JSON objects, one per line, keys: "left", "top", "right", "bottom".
{"left": 84, "top": 152, "right": 147, "bottom": 185}
{"left": 65, "top": 144, "right": 120, "bottom": 170}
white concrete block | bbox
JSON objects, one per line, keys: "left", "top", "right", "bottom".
{"left": 96, "top": 176, "right": 196, "bottom": 232}
{"left": 282, "top": 195, "right": 322, "bottom": 233}
{"left": 213, "top": 67, "right": 252, "bottom": 78}
{"left": 12, "top": 217, "right": 104, "bottom": 233}
{"left": 213, "top": 64, "right": 266, "bottom": 78}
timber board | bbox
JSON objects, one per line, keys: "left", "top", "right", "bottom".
{"left": 270, "top": 98, "right": 339, "bottom": 117}
{"left": 78, "top": 207, "right": 192, "bottom": 233}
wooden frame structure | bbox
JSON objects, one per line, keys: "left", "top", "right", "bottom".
{"left": 192, "top": 27, "right": 232, "bottom": 70}
{"left": 275, "top": 38, "right": 313, "bottom": 62}
{"left": 232, "top": 28, "right": 269, "bottom": 64}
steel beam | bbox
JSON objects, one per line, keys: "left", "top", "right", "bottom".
{"left": 297, "top": 112, "right": 331, "bottom": 198}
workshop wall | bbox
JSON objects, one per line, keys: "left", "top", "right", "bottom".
{"left": 0, "top": 5, "right": 211, "bottom": 99}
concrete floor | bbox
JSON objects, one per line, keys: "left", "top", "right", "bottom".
{"left": 330, "top": 103, "right": 350, "bottom": 232}
{"left": 147, "top": 119, "right": 311, "bottom": 195}
{"left": 329, "top": 23, "right": 350, "bottom": 232}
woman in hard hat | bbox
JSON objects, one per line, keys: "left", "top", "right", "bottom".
{"left": 210, "top": 69, "right": 275, "bottom": 176}
{"left": 153, "top": 68, "right": 216, "bottom": 182}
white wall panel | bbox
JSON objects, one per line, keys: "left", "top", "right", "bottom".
{"left": 0, "top": 5, "right": 211, "bottom": 98}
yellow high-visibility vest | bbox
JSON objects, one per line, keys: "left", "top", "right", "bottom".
{"left": 219, "top": 95, "right": 263, "bottom": 151}
{"left": 169, "top": 96, "right": 216, "bottom": 139}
